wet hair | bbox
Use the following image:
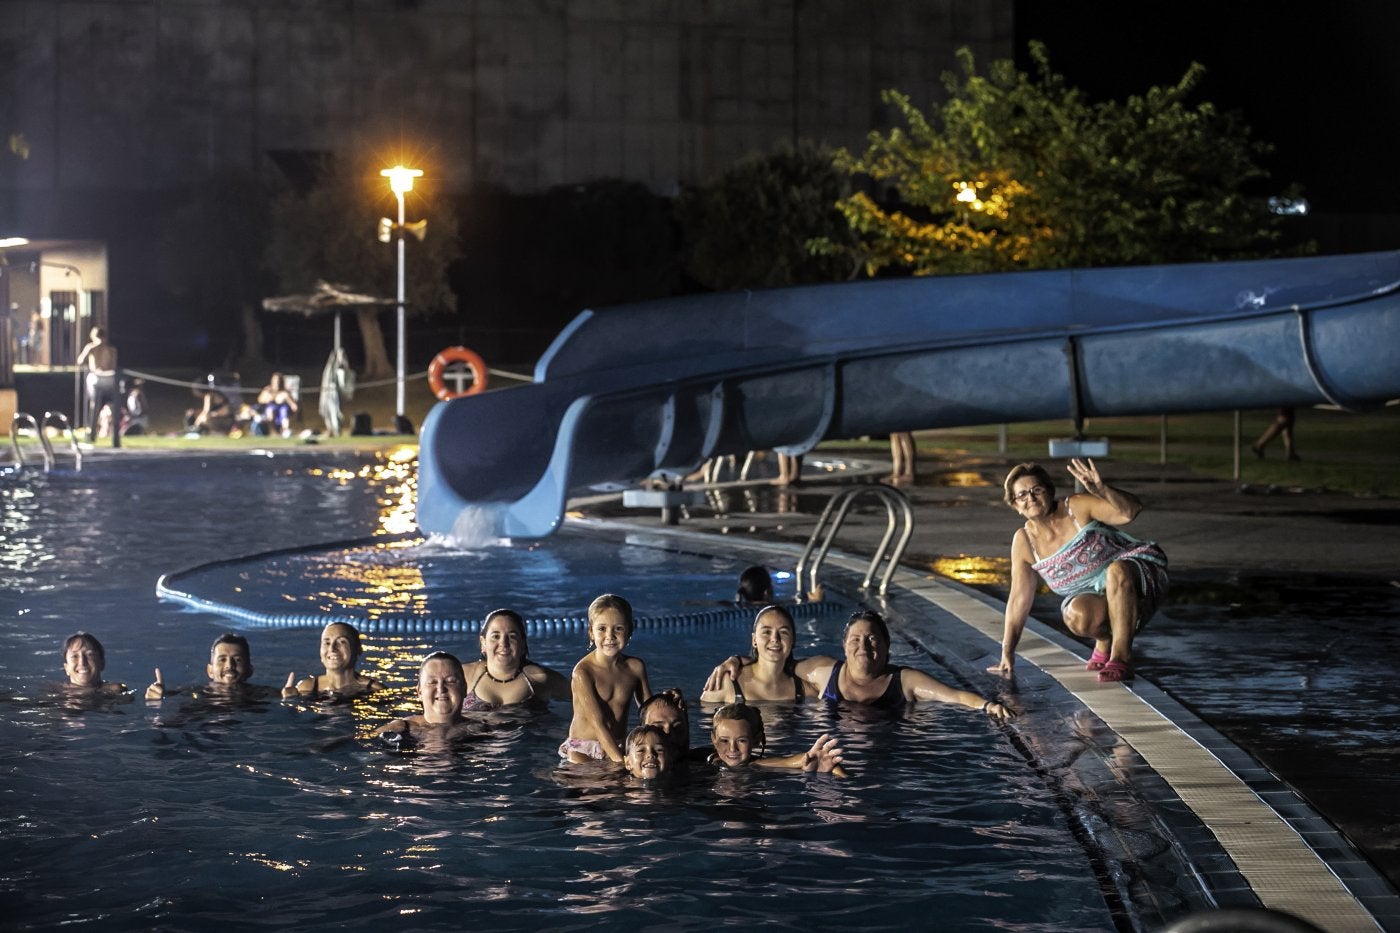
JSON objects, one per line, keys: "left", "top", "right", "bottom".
{"left": 625, "top": 723, "right": 667, "bottom": 756}
{"left": 843, "top": 610, "right": 891, "bottom": 646}
{"left": 711, "top": 702, "right": 766, "bottom": 751}
{"left": 323, "top": 622, "right": 363, "bottom": 654}
{"left": 736, "top": 565, "right": 774, "bottom": 604}
{"left": 639, "top": 687, "right": 690, "bottom": 748}
{"left": 63, "top": 631, "right": 104, "bottom": 663}
{"left": 1003, "top": 462, "right": 1056, "bottom": 507}
{"left": 479, "top": 609, "right": 529, "bottom": 660}
{"left": 587, "top": 593, "right": 634, "bottom": 636}
{"left": 750, "top": 605, "right": 797, "bottom": 671}
{"left": 210, "top": 633, "right": 250, "bottom": 661}
{"left": 418, "top": 650, "right": 465, "bottom": 684}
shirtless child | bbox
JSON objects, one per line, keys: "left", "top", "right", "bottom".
{"left": 561, "top": 594, "right": 651, "bottom": 763}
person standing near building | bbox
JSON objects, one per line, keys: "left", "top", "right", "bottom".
{"left": 75, "top": 327, "right": 120, "bottom": 446}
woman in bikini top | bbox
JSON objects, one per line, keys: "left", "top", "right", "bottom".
{"left": 700, "top": 605, "right": 807, "bottom": 704}
{"left": 285, "top": 622, "right": 381, "bottom": 699}
{"left": 459, "top": 609, "right": 570, "bottom": 711}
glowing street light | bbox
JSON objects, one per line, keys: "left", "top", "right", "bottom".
{"left": 380, "top": 165, "right": 422, "bottom": 430}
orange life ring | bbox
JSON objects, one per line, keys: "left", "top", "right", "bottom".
{"left": 427, "top": 346, "right": 489, "bottom": 400}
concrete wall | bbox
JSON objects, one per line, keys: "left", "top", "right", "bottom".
{"left": 2, "top": 0, "right": 1012, "bottom": 199}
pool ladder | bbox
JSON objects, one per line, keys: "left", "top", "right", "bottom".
{"left": 796, "top": 484, "right": 914, "bottom": 599}
{"left": 9, "top": 412, "right": 84, "bottom": 472}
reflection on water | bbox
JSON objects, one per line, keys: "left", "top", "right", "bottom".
{"left": 0, "top": 452, "right": 1124, "bottom": 931}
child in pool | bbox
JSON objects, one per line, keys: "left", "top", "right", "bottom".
{"left": 145, "top": 633, "right": 292, "bottom": 699}
{"left": 561, "top": 594, "right": 651, "bottom": 763}
{"left": 60, "top": 632, "right": 128, "bottom": 696}
{"left": 708, "top": 703, "right": 848, "bottom": 776}
{"left": 283, "top": 622, "right": 382, "bottom": 698}
{"left": 623, "top": 724, "right": 672, "bottom": 782}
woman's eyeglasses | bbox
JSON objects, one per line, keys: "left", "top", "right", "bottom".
{"left": 1012, "top": 485, "right": 1048, "bottom": 502}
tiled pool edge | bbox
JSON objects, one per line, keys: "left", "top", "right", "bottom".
{"left": 580, "top": 517, "right": 1397, "bottom": 933}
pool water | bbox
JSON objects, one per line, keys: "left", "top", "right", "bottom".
{"left": 1, "top": 452, "right": 1121, "bottom": 930}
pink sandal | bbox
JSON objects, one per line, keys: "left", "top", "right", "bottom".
{"left": 1097, "top": 660, "right": 1133, "bottom": 683}
{"left": 1085, "top": 649, "right": 1110, "bottom": 671}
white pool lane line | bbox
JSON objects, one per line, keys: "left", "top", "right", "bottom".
{"left": 893, "top": 573, "right": 1384, "bottom": 933}
{"left": 587, "top": 518, "right": 1390, "bottom": 931}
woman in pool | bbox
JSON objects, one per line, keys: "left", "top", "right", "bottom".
{"left": 459, "top": 609, "right": 570, "bottom": 711}
{"left": 708, "top": 703, "right": 847, "bottom": 775}
{"left": 376, "top": 651, "right": 474, "bottom": 745}
{"left": 708, "top": 611, "right": 1014, "bottom": 720}
{"left": 700, "top": 605, "right": 809, "bottom": 703}
{"left": 810, "top": 611, "right": 1014, "bottom": 719}
{"left": 284, "top": 622, "right": 381, "bottom": 698}
{"left": 60, "top": 632, "right": 128, "bottom": 696}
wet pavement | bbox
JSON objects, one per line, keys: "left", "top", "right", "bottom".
{"left": 583, "top": 453, "right": 1400, "bottom": 893}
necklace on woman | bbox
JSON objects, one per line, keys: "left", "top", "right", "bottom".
{"left": 485, "top": 666, "right": 522, "bottom": 684}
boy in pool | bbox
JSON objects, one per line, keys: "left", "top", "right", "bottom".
{"left": 283, "top": 622, "right": 382, "bottom": 698}
{"left": 145, "top": 633, "right": 291, "bottom": 699}
{"left": 561, "top": 594, "right": 651, "bottom": 763}
{"left": 623, "top": 724, "right": 672, "bottom": 783}
{"left": 60, "top": 632, "right": 128, "bottom": 697}
{"left": 708, "top": 703, "right": 848, "bottom": 776}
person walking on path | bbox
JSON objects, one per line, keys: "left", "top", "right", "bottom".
{"left": 1251, "top": 407, "right": 1300, "bottom": 461}
{"left": 988, "top": 459, "right": 1168, "bottom": 684}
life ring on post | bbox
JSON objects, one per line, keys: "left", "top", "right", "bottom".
{"left": 427, "top": 346, "right": 490, "bottom": 400}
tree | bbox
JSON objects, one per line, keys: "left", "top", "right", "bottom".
{"left": 820, "top": 43, "right": 1302, "bottom": 277}
{"left": 676, "top": 143, "right": 859, "bottom": 291}
{"left": 264, "top": 159, "right": 461, "bottom": 377}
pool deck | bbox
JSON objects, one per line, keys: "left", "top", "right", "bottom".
{"left": 577, "top": 454, "right": 1400, "bottom": 932}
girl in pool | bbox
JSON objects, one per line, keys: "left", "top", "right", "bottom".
{"left": 459, "top": 609, "right": 570, "bottom": 711}
{"left": 376, "top": 651, "right": 475, "bottom": 746}
{"left": 284, "top": 622, "right": 382, "bottom": 698}
{"left": 708, "top": 703, "right": 847, "bottom": 776}
{"left": 561, "top": 594, "right": 652, "bottom": 763}
{"left": 60, "top": 632, "right": 128, "bottom": 697}
{"left": 700, "top": 605, "right": 809, "bottom": 703}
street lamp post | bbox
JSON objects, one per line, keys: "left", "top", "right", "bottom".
{"left": 381, "top": 165, "right": 422, "bottom": 432}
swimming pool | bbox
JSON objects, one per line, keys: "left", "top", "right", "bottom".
{"left": 2, "top": 451, "right": 1209, "bottom": 930}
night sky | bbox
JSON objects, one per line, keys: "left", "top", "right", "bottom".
{"left": 1014, "top": 0, "right": 1400, "bottom": 217}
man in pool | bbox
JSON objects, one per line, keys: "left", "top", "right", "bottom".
{"left": 988, "top": 459, "right": 1168, "bottom": 684}
{"left": 145, "top": 633, "right": 292, "bottom": 699}
{"left": 561, "top": 594, "right": 651, "bottom": 764}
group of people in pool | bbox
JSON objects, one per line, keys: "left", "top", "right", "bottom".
{"left": 57, "top": 595, "right": 1012, "bottom": 784}
{"left": 58, "top": 457, "right": 1162, "bottom": 782}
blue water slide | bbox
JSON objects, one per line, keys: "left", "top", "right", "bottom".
{"left": 418, "top": 250, "right": 1400, "bottom": 538}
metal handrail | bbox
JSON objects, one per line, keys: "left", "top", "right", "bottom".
{"left": 796, "top": 484, "right": 914, "bottom": 599}
{"left": 43, "top": 411, "right": 84, "bottom": 467}
{"left": 10, "top": 413, "right": 55, "bottom": 471}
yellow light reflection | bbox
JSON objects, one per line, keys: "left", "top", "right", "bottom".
{"left": 927, "top": 555, "right": 1010, "bottom": 587}
{"left": 939, "top": 470, "right": 991, "bottom": 487}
